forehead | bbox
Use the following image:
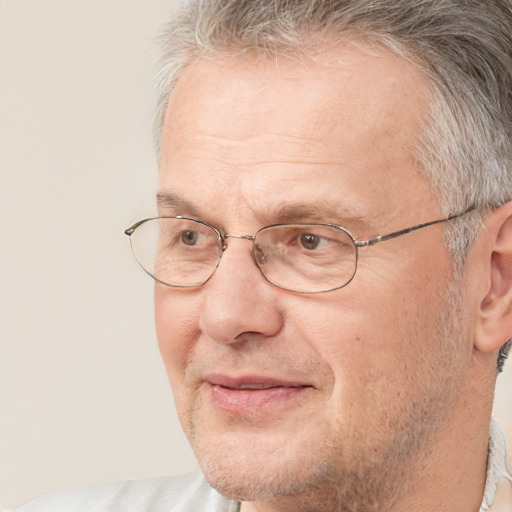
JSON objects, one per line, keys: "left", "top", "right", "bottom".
{"left": 159, "top": 45, "right": 436, "bottom": 228}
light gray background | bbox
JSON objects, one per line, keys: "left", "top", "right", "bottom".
{"left": 0, "top": 1, "right": 510, "bottom": 508}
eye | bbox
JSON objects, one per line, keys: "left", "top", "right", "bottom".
{"left": 298, "top": 233, "right": 324, "bottom": 250}
{"left": 180, "top": 230, "right": 201, "bottom": 246}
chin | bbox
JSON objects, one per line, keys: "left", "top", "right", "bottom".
{"left": 189, "top": 422, "right": 333, "bottom": 500}
{"left": 199, "top": 447, "right": 331, "bottom": 504}
{"left": 198, "top": 446, "right": 395, "bottom": 512}
{"left": 183, "top": 400, "right": 447, "bottom": 512}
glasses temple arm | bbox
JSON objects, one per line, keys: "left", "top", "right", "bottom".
{"left": 355, "top": 210, "right": 473, "bottom": 248}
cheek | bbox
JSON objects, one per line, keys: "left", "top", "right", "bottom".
{"left": 155, "top": 287, "right": 205, "bottom": 435}
{"left": 288, "top": 253, "right": 452, "bottom": 396}
{"left": 290, "top": 292, "right": 391, "bottom": 366}
{"left": 154, "top": 286, "right": 201, "bottom": 382}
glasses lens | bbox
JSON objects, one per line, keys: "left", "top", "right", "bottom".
{"left": 129, "top": 217, "right": 222, "bottom": 286}
{"left": 253, "top": 224, "right": 357, "bottom": 293}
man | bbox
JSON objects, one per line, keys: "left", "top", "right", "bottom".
{"left": 19, "top": 0, "right": 512, "bottom": 511}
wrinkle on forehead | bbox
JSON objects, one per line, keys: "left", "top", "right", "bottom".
{"left": 168, "top": 134, "right": 351, "bottom": 170}
{"left": 159, "top": 43, "right": 438, "bottom": 236}
{"left": 161, "top": 46, "right": 430, "bottom": 163}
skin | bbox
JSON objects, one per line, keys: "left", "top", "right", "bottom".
{"left": 155, "top": 45, "right": 512, "bottom": 511}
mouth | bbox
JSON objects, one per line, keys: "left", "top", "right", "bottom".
{"left": 204, "top": 374, "right": 314, "bottom": 413}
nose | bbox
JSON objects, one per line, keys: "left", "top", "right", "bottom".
{"left": 199, "top": 237, "right": 284, "bottom": 345}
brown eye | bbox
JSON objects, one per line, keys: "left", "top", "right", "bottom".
{"left": 299, "top": 233, "right": 321, "bottom": 250}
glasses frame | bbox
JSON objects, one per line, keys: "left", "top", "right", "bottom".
{"left": 124, "top": 208, "right": 475, "bottom": 294}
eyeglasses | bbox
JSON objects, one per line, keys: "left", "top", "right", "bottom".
{"left": 124, "top": 209, "right": 473, "bottom": 294}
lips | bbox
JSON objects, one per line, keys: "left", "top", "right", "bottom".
{"left": 204, "top": 374, "right": 313, "bottom": 413}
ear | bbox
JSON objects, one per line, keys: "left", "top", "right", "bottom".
{"left": 475, "top": 201, "right": 512, "bottom": 353}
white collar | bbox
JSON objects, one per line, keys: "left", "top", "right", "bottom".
{"left": 480, "top": 419, "right": 512, "bottom": 511}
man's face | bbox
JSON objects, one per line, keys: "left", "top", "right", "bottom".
{"left": 155, "top": 46, "right": 474, "bottom": 508}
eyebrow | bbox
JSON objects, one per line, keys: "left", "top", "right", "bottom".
{"left": 156, "top": 192, "right": 201, "bottom": 216}
{"left": 273, "top": 204, "right": 367, "bottom": 227}
{"left": 156, "top": 191, "right": 369, "bottom": 231}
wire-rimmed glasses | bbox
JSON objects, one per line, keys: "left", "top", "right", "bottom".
{"left": 124, "top": 209, "right": 473, "bottom": 294}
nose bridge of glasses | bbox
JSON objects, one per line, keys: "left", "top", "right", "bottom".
{"left": 219, "top": 233, "right": 263, "bottom": 276}
{"left": 221, "top": 233, "right": 259, "bottom": 264}
{"left": 223, "top": 233, "right": 256, "bottom": 242}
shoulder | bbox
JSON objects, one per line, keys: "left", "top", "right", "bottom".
{"left": 16, "top": 472, "right": 239, "bottom": 512}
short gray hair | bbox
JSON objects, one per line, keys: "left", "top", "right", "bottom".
{"left": 154, "top": 0, "right": 512, "bottom": 370}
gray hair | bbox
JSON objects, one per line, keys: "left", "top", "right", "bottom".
{"left": 154, "top": 0, "right": 512, "bottom": 370}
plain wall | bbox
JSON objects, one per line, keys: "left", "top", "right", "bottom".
{"left": 1, "top": 1, "right": 511, "bottom": 509}
{"left": 0, "top": 1, "right": 199, "bottom": 508}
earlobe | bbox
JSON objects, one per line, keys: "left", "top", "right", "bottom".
{"left": 475, "top": 202, "right": 512, "bottom": 353}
